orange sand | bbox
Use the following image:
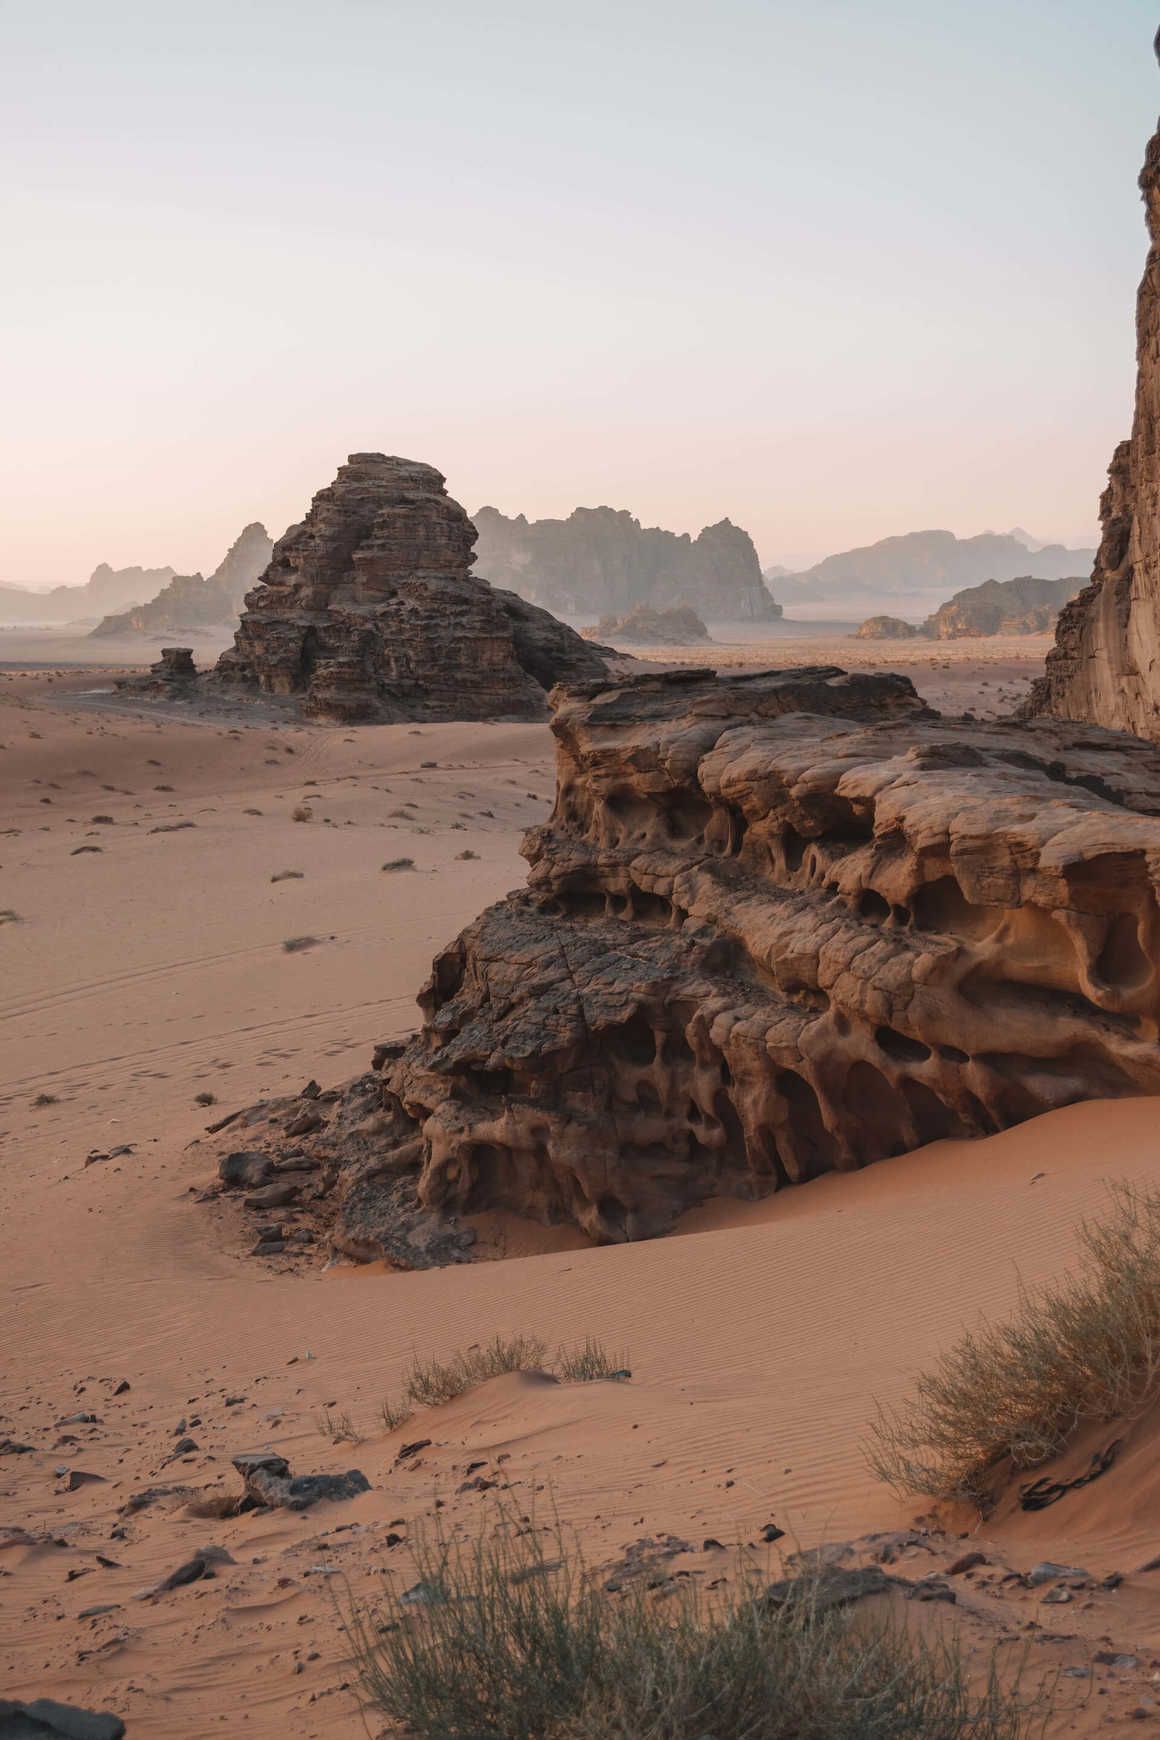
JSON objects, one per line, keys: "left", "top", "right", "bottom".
{"left": 3, "top": 664, "right": 1160, "bottom": 1736}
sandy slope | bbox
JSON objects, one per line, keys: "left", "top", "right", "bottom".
{"left": 3, "top": 666, "right": 1160, "bottom": 1736}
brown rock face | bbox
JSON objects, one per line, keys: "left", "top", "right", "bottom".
{"left": 1027, "top": 74, "right": 1160, "bottom": 737}
{"left": 923, "top": 574, "right": 1083, "bottom": 640}
{"left": 211, "top": 455, "right": 609, "bottom": 722}
{"left": 216, "top": 666, "right": 1160, "bottom": 1257}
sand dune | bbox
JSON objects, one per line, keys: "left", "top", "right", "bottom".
{"left": 4, "top": 666, "right": 1160, "bottom": 1736}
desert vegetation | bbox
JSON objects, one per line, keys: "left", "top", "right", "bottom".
{"left": 869, "top": 1182, "right": 1160, "bottom": 1505}
{"left": 380, "top": 1333, "right": 625, "bottom": 1432}
{"left": 346, "top": 1509, "right": 1043, "bottom": 1739}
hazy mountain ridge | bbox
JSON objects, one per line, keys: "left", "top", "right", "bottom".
{"left": 0, "top": 562, "right": 177, "bottom": 624}
{"left": 91, "top": 523, "right": 273, "bottom": 638}
{"left": 767, "top": 528, "right": 1096, "bottom": 610}
{"left": 473, "top": 504, "right": 781, "bottom": 621}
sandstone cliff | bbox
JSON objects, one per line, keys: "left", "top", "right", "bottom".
{"left": 209, "top": 455, "right": 610, "bottom": 722}
{"left": 1027, "top": 69, "right": 1160, "bottom": 736}
{"left": 211, "top": 666, "right": 1160, "bottom": 1255}
{"left": 855, "top": 615, "right": 918, "bottom": 640}
{"left": 473, "top": 504, "right": 781, "bottom": 622}
{"left": 92, "top": 524, "right": 274, "bottom": 638}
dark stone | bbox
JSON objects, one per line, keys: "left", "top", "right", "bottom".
{"left": 218, "top": 1151, "right": 272, "bottom": 1189}
{"left": 764, "top": 1565, "right": 897, "bottom": 1612}
{"left": 0, "top": 1699, "right": 126, "bottom": 1739}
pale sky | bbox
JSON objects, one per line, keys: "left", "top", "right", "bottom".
{"left": 2, "top": 0, "right": 1156, "bottom": 586}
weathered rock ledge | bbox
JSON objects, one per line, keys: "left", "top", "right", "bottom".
{"left": 210, "top": 664, "right": 1160, "bottom": 1255}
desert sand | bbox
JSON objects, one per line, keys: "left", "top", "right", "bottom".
{"left": 5, "top": 657, "right": 1160, "bottom": 1736}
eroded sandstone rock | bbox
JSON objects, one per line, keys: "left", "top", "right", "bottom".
{"left": 586, "top": 605, "right": 711, "bottom": 644}
{"left": 208, "top": 454, "right": 610, "bottom": 722}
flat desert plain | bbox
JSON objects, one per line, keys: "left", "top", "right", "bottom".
{"left": 4, "top": 652, "right": 1160, "bottom": 1737}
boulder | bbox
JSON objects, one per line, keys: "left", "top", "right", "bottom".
{"left": 855, "top": 615, "right": 918, "bottom": 640}
{"left": 0, "top": 1701, "right": 125, "bottom": 1739}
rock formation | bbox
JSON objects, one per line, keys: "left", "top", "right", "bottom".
{"left": 472, "top": 504, "right": 781, "bottom": 621}
{"left": 92, "top": 523, "right": 273, "bottom": 637}
{"left": 856, "top": 615, "right": 918, "bottom": 640}
{"left": 1027, "top": 58, "right": 1160, "bottom": 737}
{"left": 213, "top": 664, "right": 1160, "bottom": 1255}
{"left": 208, "top": 455, "right": 612, "bottom": 722}
{"left": 586, "top": 605, "right": 711, "bottom": 644}
{"left": 923, "top": 574, "right": 1083, "bottom": 640}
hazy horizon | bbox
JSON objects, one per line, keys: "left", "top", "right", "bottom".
{"left": 2, "top": 0, "right": 1151, "bottom": 588}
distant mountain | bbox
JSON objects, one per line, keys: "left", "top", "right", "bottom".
{"left": 473, "top": 504, "right": 781, "bottom": 621}
{"left": 91, "top": 523, "right": 273, "bottom": 637}
{"left": 769, "top": 529, "right": 1096, "bottom": 611}
{"left": 0, "top": 562, "right": 177, "bottom": 625}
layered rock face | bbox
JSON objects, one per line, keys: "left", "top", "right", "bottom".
{"left": 1028, "top": 87, "right": 1160, "bottom": 737}
{"left": 213, "top": 666, "right": 1160, "bottom": 1256}
{"left": 473, "top": 504, "right": 781, "bottom": 621}
{"left": 211, "top": 456, "right": 609, "bottom": 722}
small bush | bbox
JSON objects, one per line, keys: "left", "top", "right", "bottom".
{"left": 0, "top": 909, "right": 21, "bottom": 923}
{"left": 316, "top": 1407, "right": 359, "bottom": 1444}
{"left": 270, "top": 869, "right": 304, "bottom": 883}
{"left": 291, "top": 805, "right": 312, "bottom": 823}
{"left": 455, "top": 848, "right": 480, "bottom": 861}
{"left": 282, "top": 934, "right": 319, "bottom": 953}
{"left": 381, "top": 857, "right": 415, "bottom": 873}
{"left": 381, "top": 1335, "right": 623, "bottom": 1428}
{"left": 194, "top": 1091, "right": 217, "bottom": 1107}
{"left": 32, "top": 1093, "right": 58, "bottom": 1108}
{"left": 380, "top": 1396, "right": 414, "bottom": 1432}
{"left": 346, "top": 1510, "right": 1043, "bottom": 1740}
{"left": 868, "top": 1181, "right": 1160, "bottom": 1507}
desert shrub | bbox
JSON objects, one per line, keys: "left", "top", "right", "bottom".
{"left": 32, "top": 1093, "right": 58, "bottom": 1108}
{"left": 381, "top": 857, "right": 415, "bottom": 872}
{"left": 0, "top": 909, "right": 21, "bottom": 923}
{"left": 404, "top": 1332, "right": 550, "bottom": 1409}
{"left": 554, "top": 1337, "right": 626, "bottom": 1383}
{"left": 455, "top": 848, "right": 480, "bottom": 860}
{"left": 868, "top": 1181, "right": 1160, "bottom": 1506}
{"left": 346, "top": 1511, "right": 1042, "bottom": 1740}
{"left": 282, "top": 934, "right": 319, "bottom": 953}
{"left": 270, "top": 869, "right": 304, "bottom": 883}
{"left": 379, "top": 1335, "right": 623, "bottom": 1431}
{"left": 291, "top": 805, "right": 312, "bottom": 822}
{"left": 194, "top": 1091, "right": 217, "bottom": 1107}
{"left": 316, "top": 1407, "right": 359, "bottom": 1443}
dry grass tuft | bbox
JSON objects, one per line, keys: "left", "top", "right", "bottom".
{"left": 379, "top": 1335, "right": 625, "bottom": 1433}
{"left": 316, "top": 1407, "right": 360, "bottom": 1444}
{"left": 868, "top": 1182, "right": 1160, "bottom": 1507}
{"left": 381, "top": 857, "right": 415, "bottom": 872}
{"left": 270, "top": 869, "right": 304, "bottom": 883}
{"left": 282, "top": 934, "right": 319, "bottom": 953}
{"left": 344, "top": 1508, "right": 1045, "bottom": 1739}
{"left": 291, "top": 804, "right": 312, "bottom": 823}
{"left": 194, "top": 1091, "right": 217, "bottom": 1107}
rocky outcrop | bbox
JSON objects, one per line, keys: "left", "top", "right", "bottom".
{"left": 115, "top": 647, "right": 198, "bottom": 697}
{"left": 856, "top": 616, "right": 918, "bottom": 640}
{"left": 215, "top": 664, "right": 1160, "bottom": 1254}
{"left": 208, "top": 455, "right": 611, "bottom": 722}
{"left": 923, "top": 574, "right": 1083, "bottom": 640}
{"left": 92, "top": 524, "right": 272, "bottom": 637}
{"left": 473, "top": 504, "right": 781, "bottom": 621}
{"left": 1028, "top": 61, "right": 1160, "bottom": 738}
{"left": 586, "top": 605, "right": 711, "bottom": 644}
